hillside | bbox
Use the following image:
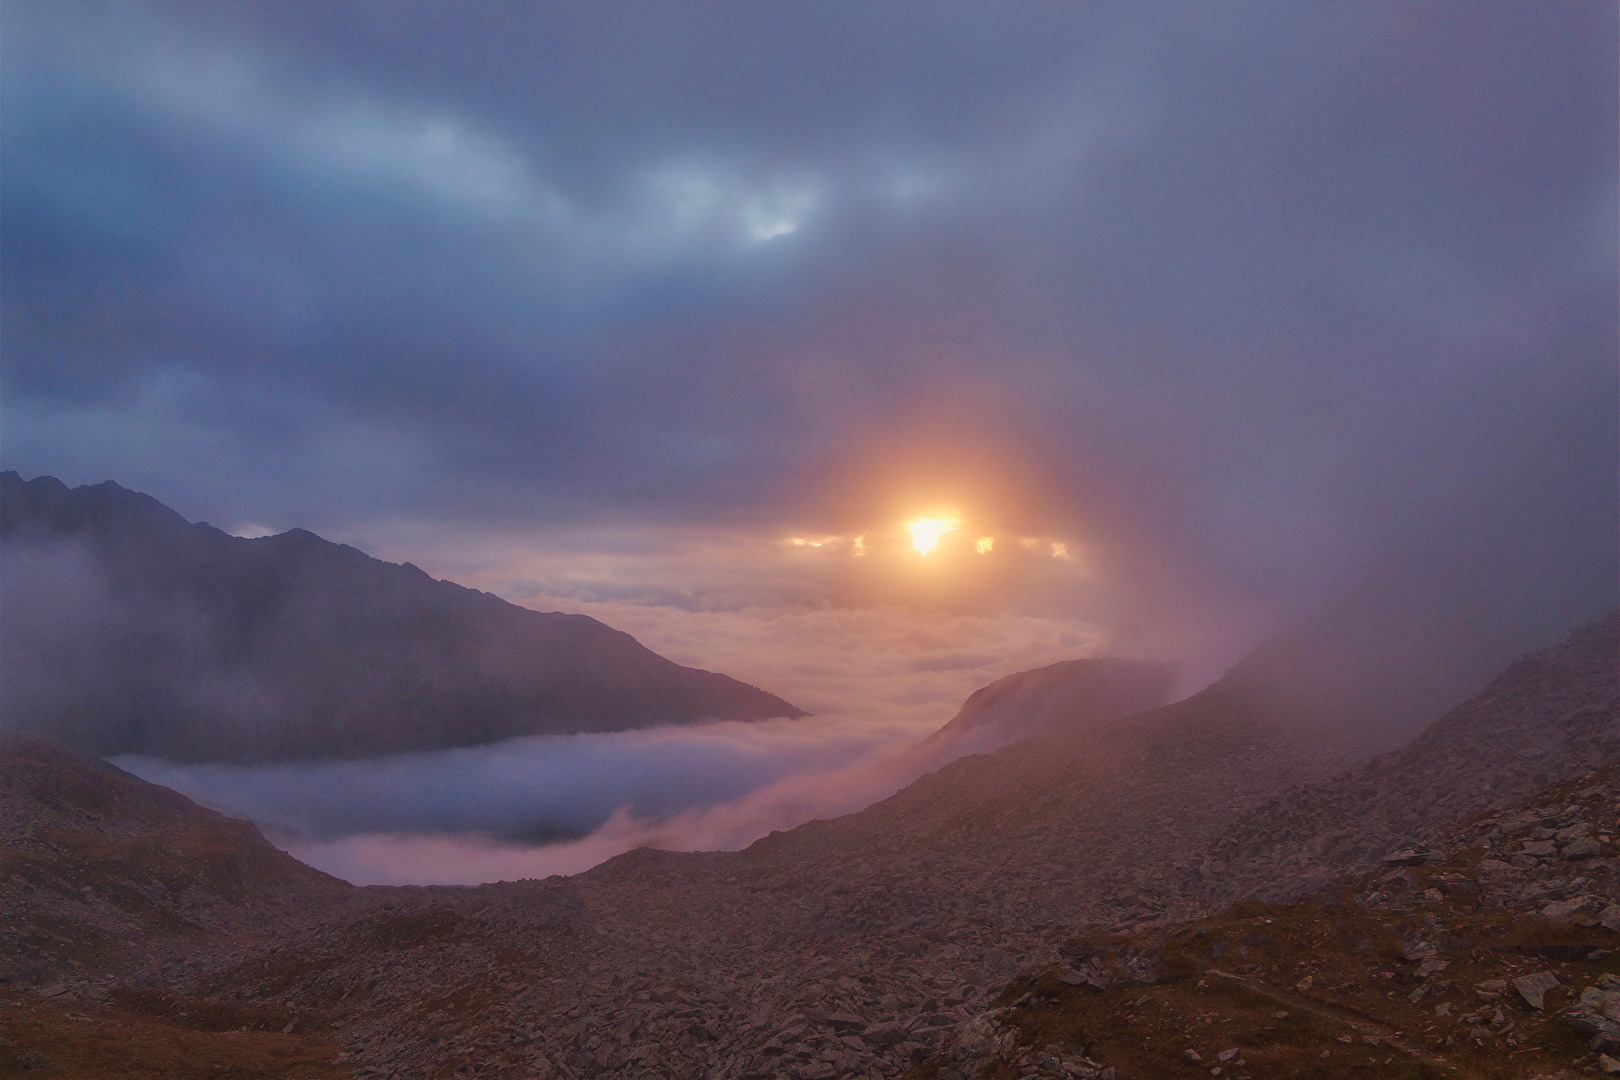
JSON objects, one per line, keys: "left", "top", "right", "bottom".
{"left": 942, "top": 761, "right": 1619, "bottom": 1080}
{"left": 0, "top": 735, "right": 353, "bottom": 990}
{"left": 922, "top": 658, "right": 1176, "bottom": 755}
{"left": 0, "top": 612, "right": 1614, "bottom": 1079}
{"left": 1200, "top": 610, "right": 1620, "bottom": 903}
{"left": 0, "top": 472, "right": 803, "bottom": 763}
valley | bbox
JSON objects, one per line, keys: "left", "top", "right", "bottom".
{"left": 2, "top": 613, "right": 1614, "bottom": 1079}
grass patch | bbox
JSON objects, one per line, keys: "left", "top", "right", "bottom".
{"left": 984, "top": 882, "right": 1619, "bottom": 1080}
{"left": 0, "top": 990, "right": 351, "bottom": 1080}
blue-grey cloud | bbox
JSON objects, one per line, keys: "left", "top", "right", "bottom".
{"left": 2, "top": 0, "right": 1614, "bottom": 684}
{"left": 113, "top": 716, "right": 897, "bottom": 842}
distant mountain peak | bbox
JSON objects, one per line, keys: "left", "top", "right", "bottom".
{"left": 0, "top": 472, "right": 803, "bottom": 763}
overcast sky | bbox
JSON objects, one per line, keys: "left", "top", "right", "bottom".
{"left": 5, "top": 1, "right": 1616, "bottom": 682}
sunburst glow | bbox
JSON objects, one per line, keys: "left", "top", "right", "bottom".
{"left": 907, "top": 517, "right": 961, "bottom": 556}
{"left": 776, "top": 520, "right": 1078, "bottom": 567}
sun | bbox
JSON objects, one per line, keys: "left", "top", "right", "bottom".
{"left": 907, "top": 517, "right": 961, "bottom": 556}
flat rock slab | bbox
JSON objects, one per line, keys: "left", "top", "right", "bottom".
{"left": 1512, "top": 970, "right": 1560, "bottom": 1010}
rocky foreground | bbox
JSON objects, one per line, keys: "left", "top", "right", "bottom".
{"left": 937, "top": 761, "right": 1620, "bottom": 1080}
{"left": 1, "top": 613, "right": 1615, "bottom": 1080}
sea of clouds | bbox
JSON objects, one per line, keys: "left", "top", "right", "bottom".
{"left": 118, "top": 599, "right": 1108, "bottom": 885}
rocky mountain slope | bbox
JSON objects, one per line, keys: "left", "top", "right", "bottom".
{"left": 0, "top": 472, "right": 802, "bottom": 763}
{"left": 1200, "top": 610, "right": 1620, "bottom": 904}
{"left": 0, "top": 736, "right": 353, "bottom": 990}
{"left": 1, "top": 612, "right": 1614, "bottom": 1079}
{"left": 938, "top": 761, "right": 1619, "bottom": 1080}
{"left": 921, "top": 658, "right": 1176, "bottom": 755}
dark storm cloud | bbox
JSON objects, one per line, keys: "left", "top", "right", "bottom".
{"left": 3, "top": 1, "right": 1615, "bottom": 661}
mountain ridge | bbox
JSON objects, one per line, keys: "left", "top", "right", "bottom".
{"left": 0, "top": 472, "right": 804, "bottom": 763}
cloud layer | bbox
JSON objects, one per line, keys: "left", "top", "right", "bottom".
{"left": 5, "top": 2, "right": 1612, "bottom": 655}
{"left": 118, "top": 714, "right": 908, "bottom": 844}
{"left": 115, "top": 600, "right": 1109, "bottom": 883}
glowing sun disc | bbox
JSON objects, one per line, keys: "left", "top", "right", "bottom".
{"left": 908, "top": 517, "right": 961, "bottom": 556}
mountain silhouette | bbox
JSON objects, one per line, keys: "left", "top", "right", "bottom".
{"left": 0, "top": 472, "right": 803, "bottom": 763}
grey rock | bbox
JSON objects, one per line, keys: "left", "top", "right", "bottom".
{"left": 1569, "top": 985, "right": 1620, "bottom": 1054}
{"left": 1562, "top": 837, "right": 1603, "bottom": 860}
{"left": 936, "top": 1010, "right": 1018, "bottom": 1080}
{"left": 1430, "top": 873, "right": 1479, "bottom": 896}
{"left": 1512, "top": 970, "right": 1560, "bottom": 1010}
{"left": 1401, "top": 939, "right": 1438, "bottom": 962}
{"left": 1542, "top": 895, "right": 1604, "bottom": 919}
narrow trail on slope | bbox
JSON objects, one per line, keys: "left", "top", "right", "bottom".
{"left": 1206, "top": 968, "right": 1457, "bottom": 1070}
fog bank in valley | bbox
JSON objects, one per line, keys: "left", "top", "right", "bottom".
{"left": 117, "top": 602, "right": 1111, "bottom": 884}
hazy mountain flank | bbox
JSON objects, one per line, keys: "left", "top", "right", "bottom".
{"left": 923, "top": 658, "right": 1177, "bottom": 754}
{"left": 0, "top": 473, "right": 803, "bottom": 763}
{"left": 2, "top": 610, "right": 1614, "bottom": 1079}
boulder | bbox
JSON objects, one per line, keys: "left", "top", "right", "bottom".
{"left": 1512, "top": 970, "right": 1560, "bottom": 1010}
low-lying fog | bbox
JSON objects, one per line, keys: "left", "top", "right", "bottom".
{"left": 117, "top": 603, "right": 1107, "bottom": 884}
{"left": 117, "top": 714, "right": 922, "bottom": 884}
